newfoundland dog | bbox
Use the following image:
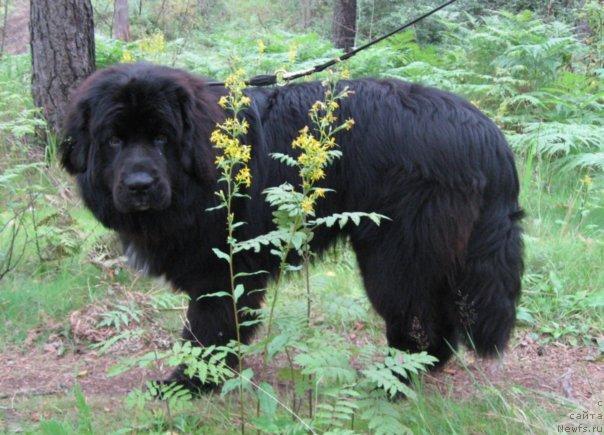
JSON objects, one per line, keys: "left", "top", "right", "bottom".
{"left": 60, "top": 62, "right": 523, "bottom": 390}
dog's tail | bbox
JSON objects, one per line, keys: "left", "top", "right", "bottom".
{"left": 453, "top": 148, "right": 524, "bottom": 356}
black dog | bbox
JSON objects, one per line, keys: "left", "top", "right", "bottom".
{"left": 60, "top": 63, "right": 523, "bottom": 390}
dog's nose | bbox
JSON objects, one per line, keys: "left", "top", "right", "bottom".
{"left": 123, "top": 172, "right": 155, "bottom": 192}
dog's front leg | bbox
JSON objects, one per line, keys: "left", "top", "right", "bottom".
{"left": 165, "top": 286, "right": 265, "bottom": 393}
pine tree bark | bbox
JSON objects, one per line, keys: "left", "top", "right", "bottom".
{"left": 30, "top": 0, "right": 95, "bottom": 136}
{"left": 332, "top": 0, "right": 356, "bottom": 50}
{"left": 113, "top": 0, "right": 130, "bottom": 41}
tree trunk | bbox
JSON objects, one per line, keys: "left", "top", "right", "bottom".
{"left": 113, "top": 0, "right": 129, "bottom": 41}
{"left": 332, "top": 0, "right": 356, "bottom": 50}
{"left": 198, "top": 0, "right": 208, "bottom": 15}
{"left": 301, "top": 0, "right": 311, "bottom": 29}
{"left": 1, "top": 0, "right": 9, "bottom": 56}
{"left": 30, "top": 0, "right": 95, "bottom": 136}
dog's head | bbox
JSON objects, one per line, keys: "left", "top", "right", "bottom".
{"left": 60, "top": 63, "right": 221, "bottom": 215}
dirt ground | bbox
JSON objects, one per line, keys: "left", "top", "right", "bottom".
{"left": 0, "top": 332, "right": 601, "bottom": 404}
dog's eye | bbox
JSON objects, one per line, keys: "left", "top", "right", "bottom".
{"left": 108, "top": 137, "right": 123, "bottom": 149}
{"left": 153, "top": 135, "right": 167, "bottom": 147}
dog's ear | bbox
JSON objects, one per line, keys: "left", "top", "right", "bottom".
{"left": 60, "top": 95, "right": 91, "bottom": 174}
{"left": 177, "top": 83, "right": 218, "bottom": 184}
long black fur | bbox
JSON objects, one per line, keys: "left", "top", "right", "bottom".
{"left": 61, "top": 63, "right": 523, "bottom": 389}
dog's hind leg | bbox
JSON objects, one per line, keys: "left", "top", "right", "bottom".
{"left": 352, "top": 233, "right": 459, "bottom": 369}
{"left": 350, "top": 180, "right": 482, "bottom": 370}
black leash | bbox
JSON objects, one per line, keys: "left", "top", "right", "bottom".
{"left": 207, "top": 0, "right": 458, "bottom": 87}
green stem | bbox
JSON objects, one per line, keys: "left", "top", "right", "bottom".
{"left": 303, "top": 237, "right": 311, "bottom": 326}
{"left": 226, "top": 157, "right": 245, "bottom": 435}
{"left": 262, "top": 212, "right": 304, "bottom": 364}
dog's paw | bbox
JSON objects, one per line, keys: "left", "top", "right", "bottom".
{"left": 151, "top": 365, "right": 219, "bottom": 398}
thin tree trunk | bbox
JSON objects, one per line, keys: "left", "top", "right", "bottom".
{"left": 198, "top": 0, "right": 208, "bottom": 15}
{"left": 30, "top": 0, "right": 95, "bottom": 136}
{"left": 301, "top": 0, "right": 311, "bottom": 29}
{"left": 113, "top": 0, "right": 130, "bottom": 41}
{"left": 332, "top": 0, "right": 356, "bottom": 50}
{"left": 0, "top": 0, "right": 9, "bottom": 56}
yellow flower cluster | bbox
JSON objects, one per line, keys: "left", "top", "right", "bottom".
{"left": 314, "top": 188, "right": 326, "bottom": 198}
{"left": 300, "top": 188, "right": 327, "bottom": 214}
{"left": 121, "top": 50, "right": 135, "bottom": 63}
{"left": 292, "top": 126, "right": 330, "bottom": 184}
{"left": 290, "top": 74, "right": 355, "bottom": 215}
{"left": 119, "top": 32, "right": 167, "bottom": 63}
{"left": 301, "top": 197, "right": 315, "bottom": 214}
{"left": 235, "top": 166, "right": 252, "bottom": 187}
{"left": 343, "top": 118, "right": 355, "bottom": 130}
{"left": 217, "top": 69, "right": 251, "bottom": 112}
{"left": 257, "top": 39, "right": 266, "bottom": 54}
{"left": 210, "top": 130, "right": 251, "bottom": 164}
{"left": 210, "top": 70, "right": 253, "bottom": 188}
{"left": 138, "top": 33, "right": 166, "bottom": 54}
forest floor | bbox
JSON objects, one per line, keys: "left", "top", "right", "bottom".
{"left": 0, "top": 314, "right": 601, "bottom": 432}
{"left": 0, "top": 332, "right": 601, "bottom": 399}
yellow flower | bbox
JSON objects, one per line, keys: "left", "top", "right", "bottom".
{"left": 235, "top": 166, "right": 252, "bottom": 187}
{"left": 121, "top": 50, "right": 135, "bottom": 63}
{"left": 301, "top": 197, "right": 314, "bottom": 214}
{"left": 256, "top": 39, "right": 266, "bottom": 54}
{"left": 581, "top": 175, "right": 593, "bottom": 186}
{"left": 210, "top": 70, "right": 253, "bottom": 186}
{"left": 288, "top": 70, "right": 355, "bottom": 219}
{"left": 308, "top": 168, "right": 325, "bottom": 182}
{"left": 139, "top": 33, "right": 166, "bottom": 54}
{"left": 225, "top": 69, "right": 247, "bottom": 89}
{"left": 311, "top": 101, "right": 324, "bottom": 113}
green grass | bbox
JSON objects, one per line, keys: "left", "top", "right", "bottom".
{"left": 1, "top": 379, "right": 573, "bottom": 434}
{"left": 0, "top": 265, "right": 102, "bottom": 344}
{"left": 0, "top": 199, "right": 111, "bottom": 346}
{"left": 401, "top": 386, "right": 569, "bottom": 434}
{"left": 521, "top": 220, "right": 603, "bottom": 345}
{"left": 516, "top": 156, "right": 604, "bottom": 346}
